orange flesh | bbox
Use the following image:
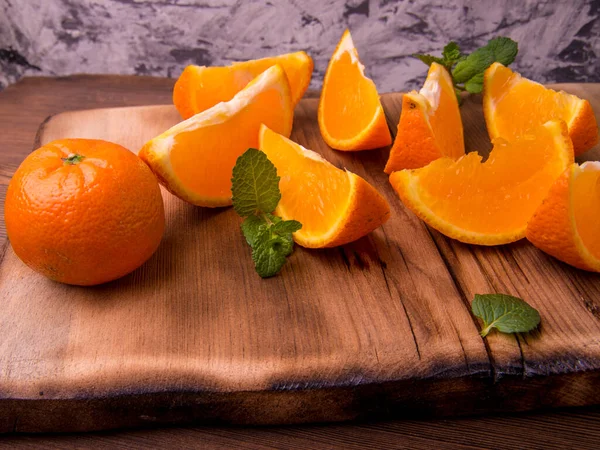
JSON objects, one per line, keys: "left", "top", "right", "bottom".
{"left": 573, "top": 167, "right": 600, "bottom": 258}
{"left": 487, "top": 65, "right": 578, "bottom": 139}
{"left": 175, "top": 53, "right": 312, "bottom": 118}
{"left": 411, "top": 125, "right": 568, "bottom": 234}
{"left": 321, "top": 51, "right": 381, "bottom": 140}
{"left": 170, "top": 87, "right": 287, "bottom": 199}
{"left": 424, "top": 68, "right": 464, "bottom": 159}
{"left": 184, "top": 66, "right": 254, "bottom": 114}
{"left": 385, "top": 63, "right": 463, "bottom": 173}
{"left": 260, "top": 130, "right": 350, "bottom": 236}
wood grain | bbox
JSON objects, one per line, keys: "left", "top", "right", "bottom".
{"left": 4, "top": 405, "right": 600, "bottom": 450}
{"left": 1, "top": 78, "right": 600, "bottom": 437}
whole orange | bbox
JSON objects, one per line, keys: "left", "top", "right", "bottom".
{"left": 4, "top": 139, "right": 165, "bottom": 286}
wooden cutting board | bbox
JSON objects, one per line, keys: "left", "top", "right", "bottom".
{"left": 1, "top": 90, "right": 600, "bottom": 433}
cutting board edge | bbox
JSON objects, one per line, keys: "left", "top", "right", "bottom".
{"left": 3, "top": 369, "right": 600, "bottom": 433}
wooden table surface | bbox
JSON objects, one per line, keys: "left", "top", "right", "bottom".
{"left": 1, "top": 75, "right": 600, "bottom": 449}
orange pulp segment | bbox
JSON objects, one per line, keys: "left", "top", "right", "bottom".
{"left": 384, "top": 62, "right": 464, "bottom": 173}
{"left": 140, "top": 65, "right": 293, "bottom": 207}
{"left": 484, "top": 62, "right": 598, "bottom": 156}
{"left": 389, "top": 120, "right": 574, "bottom": 245}
{"left": 258, "top": 124, "right": 391, "bottom": 248}
{"left": 173, "top": 51, "right": 313, "bottom": 119}
{"left": 526, "top": 162, "right": 600, "bottom": 272}
{"left": 318, "top": 29, "right": 392, "bottom": 151}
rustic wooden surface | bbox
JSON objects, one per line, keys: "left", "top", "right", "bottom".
{"left": 1, "top": 77, "right": 600, "bottom": 447}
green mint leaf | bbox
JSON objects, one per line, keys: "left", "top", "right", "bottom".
{"left": 472, "top": 294, "right": 541, "bottom": 337}
{"left": 485, "top": 36, "right": 519, "bottom": 66}
{"left": 271, "top": 219, "right": 301, "bottom": 257}
{"left": 452, "top": 37, "right": 518, "bottom": 84}
{"left": 241, "top": 215, "right": 267, "bottom": 247}
{"left": 231, "top": 149, "right": 303, "bottom": 278}
{"left": 272, "top": 219, "right": 302, "bottom": 235}
{"left": 231, "top": 148, "right": 281, "bottom": 217}
{"left": 464, "top": 72, "right": 484, "bottom": 93}
{"left": 246, "top": 216, "right": 294, "bottom": 277}
{"left": 452, "top": 52, "right": 487, "bottom": 84}
{"left": 252, "top": 235, "right": 291, "bottom": 278}
{"left": 442, "top": 41, "right": 462, "bottom": 64}
{"left": 264, "top": 212, "right": 282, "bottom": 224}
{"left": 413, "top": 53, "right": 445, "bottom": 67}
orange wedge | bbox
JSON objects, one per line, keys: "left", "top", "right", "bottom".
{"left": 318, "top": 29, "right": 392, "bottom": 151}
{"left": 258, "top": 125, "right": 390, "bottom": 248}
{"left": 139, "top": 65, "right": 293, "bottom": 207}
{"left": 526, "top": 162, "right": 600, "bottom": 272}
{"left": 384, "top": 62, "right": 464, "bottom": 173}
{"left": 389, "top": 120, "right": 574, "bottom": 245}
{"left": 484, "top": 62, "right": 599, "bottom": 156}
{"left": 173, "top": 51, "right": 313, "bottom": 119}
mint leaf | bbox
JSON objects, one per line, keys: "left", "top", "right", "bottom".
{"left": 464, "top": 72, "right": 484, "bottom": 93}
{"left": 271, "top": 219, "right": 301, "bottom": 257}
{"left": 485, "top": 36, "right": 519, "bottom": 66}
{"left": 442, "top": 41, "right": 462, "bottom": 64}
{"left": 414, "top": 42, "right": 462, "bottom": 72}
{"left": 251, "top": 218, "right": 297, "bottom": 276}
{"left": 232, "top": 148, "right": 302, "bottom": 278}
{"left": 231, "top": 148, "right": 281, "bottom": 217}
{"left": 413, "top": 53, "right": 445, "bottom": 67}
{"left": 252, "top": 235, "right": 290, "bottom": 278}
{"left": 241, "top": 215, "right": 266, "bottom": 247}
{"left": 472, "top": 294, "right": 540, "bottom": 337}
{"left": 452, "top": 37, "right": 518, "bottom": 84}
{"left": 414, "top": 37, "right": 517, "bottom": 101}
{"left": 272, "top": 219, "right": 302, "bottom": 235}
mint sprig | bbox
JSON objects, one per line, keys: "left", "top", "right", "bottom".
{"left": 414, "top": 37, "right": 518, "bottom": 99}
{"left": 414, "top": 41, "right": 463, "bottom": 74}
{"left": 232, "top": 148, "right": 302, "bottom": 278}
{"left": 472, "top": 294, "right": 541, "bottom": 337}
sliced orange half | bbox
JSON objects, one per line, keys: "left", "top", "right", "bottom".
{"left": 484, "top": 62, "right": 599, "bottom": 156}
{"left": 526, "top": 162, "right": 600, "bottom": 272}
{"left": 389, "top": 120, "right": 574, "bottom": 245}
{"left": 318, "top": 29, "right": 392, "bottom": 151}
{"left": 139, "top": 65, "right": 293, "bottom": 207}
{"left": 173, "top": 51, "right": 313, "bottom": 119}
{"left": 258, "top": 125, "right": 390, "bottom": 248}
{"left": 384, "top": 62, "right": 464, "bottom": 173}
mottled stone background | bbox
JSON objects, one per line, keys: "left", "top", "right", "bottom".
{"left": 1, "top": 0, "right": 599, "bottom": 92}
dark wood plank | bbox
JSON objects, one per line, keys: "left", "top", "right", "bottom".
{"left": 3, "top": 406, "right": 600, "bottom": 450}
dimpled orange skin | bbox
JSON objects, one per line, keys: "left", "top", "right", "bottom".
{"left": 384, "top": 94, "right": 441, "bottom": 172}
{"left": 4, "top": 139, "right": 165, "bottom": 286}
{"left": 526, "top": 163, "right": 600, "bottom": 272}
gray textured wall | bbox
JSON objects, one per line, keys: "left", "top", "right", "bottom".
{"left": 1, "top": 0, "right": 599, "bottom": 92}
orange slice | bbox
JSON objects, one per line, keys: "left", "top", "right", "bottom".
{"left": 173, "top": 51, "right": 313, "bottom": 119}
{"left": 318, "top": 29, "right": 392, "bottom": 151}
{"left": 389, "top": 120, "right": 574, "bottom": 245}
{"left": 484, "top": 62, "right": 599, "bottom": 156}
{"left": 258, "top": 125, "right": 390, "bottom": 248}
{"left": 140, "top": 65, "right": 293, "bottom": 207}
{"left": 384, "top": 62, "right": 464, "bottom": 173}
{"left": 526, "top": 162, "right": 600, "bottom": 272}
